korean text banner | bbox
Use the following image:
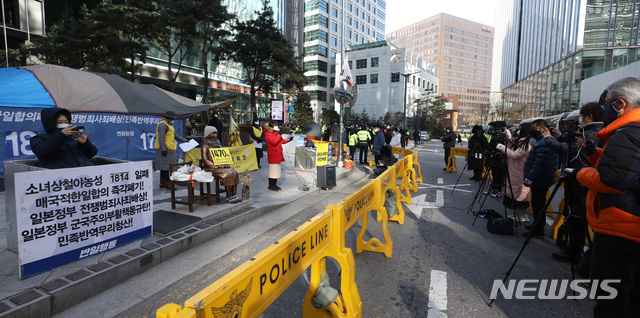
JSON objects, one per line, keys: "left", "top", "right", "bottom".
{"left": 184, "top": 145, "right": 258, "bottom": 173}
{"left": 0, "top": 107, "right": 184, "bottom": 179}
{"left": 14, "top": 161, "right": 154, "bottom": 279}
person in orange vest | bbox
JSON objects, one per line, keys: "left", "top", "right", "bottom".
{"left": 155, "top": 111, "right": 187, "bottom": 189}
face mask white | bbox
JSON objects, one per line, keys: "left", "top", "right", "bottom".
{"left": 254, "top": 121, "right": 259, "bottom": 125}
{"left": 214, "top": 114, "right": 219, "bottom": 118}
{"left": 57, "top": 124, "right": 69, "bottom": 129}
{"left": 274, "top": 126, "right": 280, "bottom": 131}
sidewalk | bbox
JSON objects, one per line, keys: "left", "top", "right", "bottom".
{"left": 0, "top": 146, "right": 363, "bottom": 318}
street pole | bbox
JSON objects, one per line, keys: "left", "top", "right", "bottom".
{"left": 402, "top": 75, "right": 408, "bottom": 129}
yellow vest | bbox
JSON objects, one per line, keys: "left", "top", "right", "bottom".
{"left": 154, "top": 121, "right": 176, "bottom": 150}
{"left": 349, "top": 133, "right": 358, "bottom": 146}
{"left": 357, "top": 130, "right": 370, "bottom": 142}
{"left": 252, "top": 126, "right": 263, "bottom": 138}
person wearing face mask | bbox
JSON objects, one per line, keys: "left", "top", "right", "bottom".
{"left": 208, "top": 111, "right": 224, "bottom": 143}
{"left": 371, "top": 123, "right": 386, "bottom": 165}
{"left": 521, "top": 119, "right": 558, "bottom": 238}
{"left": 30, "top": 108, "right": 98, "bottom": 169}
{"left": 575, "top": 78, "right": 640, "bottom": 317}
{"left": 467, "top": 125, "right": 488, "bottom": 180}
{"left": 264, "top": 120, "right": 293, "bottom": 191}
{"left": 440, "top": 125, "right": 456, "bottom": 170}
{"left": 249, "top": 118, "right": 264, "bottom": 169}
{"left": 155, "top": 111, "right": 188, "bottom": 189}
{"left": 538, "top": 102, "right": 604, "bottom": 264}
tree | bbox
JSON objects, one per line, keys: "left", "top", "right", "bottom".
{"left": 223, "top": 0, "right": 306, "bottom": 119}
{"left": 149, "top": 0, "right": 198, "bottom": 92}
{"left": 289, "top": 92, "right": 314, "bottom": 130}
{"left": 192, "top": 0, "right": 234, "bottom": 102}
{"left": 320, "top": 109, "right": 340, "bottom": 126}
{"left": 420, "top": 94, "right": 447, "bottom": 138}
{"left": 0, "top": 48, "right": 23, "bottom": 67}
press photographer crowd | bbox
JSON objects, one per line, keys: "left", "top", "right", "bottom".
{"left": 459, "top": 77, "right": 640, "bottom": 317}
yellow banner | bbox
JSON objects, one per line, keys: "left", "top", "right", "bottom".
{"left": 184, "top": 211, "right": 332, "bottom": 318}
{"left": 316, "top": 143, "right": 329, "bottom": 166}
{"left": 186, "top": 145, "right": 258, "bottom": 173}
{"left": 209, "top": 148, "right": 233, "bottom": 165}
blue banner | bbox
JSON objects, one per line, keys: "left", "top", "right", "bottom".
{"left": 1, "top": 107, "right": 184, "bottom": 179}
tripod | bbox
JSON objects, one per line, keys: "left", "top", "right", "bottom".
{"left": 468, "top": 149, "right": 520, "bottom": 234}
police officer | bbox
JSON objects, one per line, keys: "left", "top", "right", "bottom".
{"left": 348, "top": 128, "right": 358, "bottom": 161}
{"left": 357, "top": 125, "right": 371, "bottom": 164}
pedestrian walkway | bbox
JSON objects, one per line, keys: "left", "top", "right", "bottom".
{"left": 0, "top": 146, "right": 359, "bottom": 318}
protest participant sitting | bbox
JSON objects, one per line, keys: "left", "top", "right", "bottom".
{"left": 30, "top": 107, "right": 98, "bottom": 169}
{"left": 374, "top": 145, "right": 397, "bottom": 176}
{"left": 201, "top": 126, "right": 240, "bottom": 203}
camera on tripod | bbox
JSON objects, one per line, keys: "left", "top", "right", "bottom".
{"left": 487, "top": 121, "right": 509, "bottom": 146}
{"left": 557, "top": 119, "right": 581, "bottom": 142}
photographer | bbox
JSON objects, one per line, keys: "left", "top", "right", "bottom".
{"left": 485, "top": 121, "right": 510, "bottom": 197}
{"left": 496, "top": 123, "right": 533, "bottom": 222}
{"left": 30, "top": 108, "right": 98, "bottom": 169}
{"left": 539, "top": 102, "right": 604, "bottom": 263}
{"left": 467, "top": 125, "right": 488, "bottom": 180}
{"left": 441, "top": 125, "right": 456, "bottom": 170}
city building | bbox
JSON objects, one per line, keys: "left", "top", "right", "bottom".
{"left": 386, "top": 13, "right": 494, "bottom": 127}
{"left": 1, "top": 0, "right": 45, "bottom": 66}
{"left": 492, "top": 0, "right": 640, "bottom": 122}
{"left": 333, "top": 41, "right": 438, "bottom": 127}
{"left": 303, "top": 0, "right": 387, "bottom": 120}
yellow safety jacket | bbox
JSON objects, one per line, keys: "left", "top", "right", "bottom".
{"left": 322, "top": 125, "right": 327, "bottom": 134}
{"left": 357, "top": 130, "right": 371, "bottom": 143}
{"left": 252, "top": 126, "right": 263, "bottom": 139}
{"left": 349, "top": 133, "right": 358, "bottom": 146}
{"left": 154, "top": 121, "right": 176, "bottom": 150}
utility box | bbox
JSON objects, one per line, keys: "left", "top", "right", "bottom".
{"left": 316, "top": 165, "right": 336, "bottom": 189}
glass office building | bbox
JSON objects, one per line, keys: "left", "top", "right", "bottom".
{"left": 492, "top": 0, "right": 640, "bottom": 122}
{"left": 303, "top": 0, "right": 386, "bottom": 119}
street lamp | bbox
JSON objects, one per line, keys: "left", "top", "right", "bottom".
{"left": 393, "top": 71, "right": 418, "bottom": 129}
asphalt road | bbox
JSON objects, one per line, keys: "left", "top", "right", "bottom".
{"left": 62, "top": 141, "right": 595, "bottom": 317}
{"left": 260, "top": 141, "right": 594, "bottom": 318}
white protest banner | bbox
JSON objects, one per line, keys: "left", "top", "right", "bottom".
{"left": 14, "top": 161, "right": 154, "bottom": 279}
{"left": 271, "top": 100, "right": 283, "bottom": 120}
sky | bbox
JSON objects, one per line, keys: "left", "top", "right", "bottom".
{"left": 385, "top": 0, "right": 498, "bottom": 33}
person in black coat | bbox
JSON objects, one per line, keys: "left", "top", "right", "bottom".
{"left": 249, "top": 118, "right": 265, "bottom": 168}
{"left": 30, "top": 108, "right": 98, "bottom": 169}
{"left": 441, "top": 125, "right": 456, "bottom": 170}
{"left": 207, "top": 111, "right": 223, "bottom": 143}
{"left": 467, "top": 125, "right": 488, "bottom": 180}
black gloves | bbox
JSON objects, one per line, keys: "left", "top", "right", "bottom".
{"left": 161, "top": 151, "right": 167, "bottom": 157}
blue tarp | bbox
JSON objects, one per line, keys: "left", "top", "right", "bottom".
{"left": 0, "top": 68, "right": 56, "bottom": 108}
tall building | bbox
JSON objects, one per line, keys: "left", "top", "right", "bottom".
{"left": 334, "top": 41, "right": 438, "bottom": 125}
{"left": 386, "top": 13, "right": 494, "bottom": 126}
{"left": 1, "top": 0, "right": 46, "bottom": 64}
{"left": 302, "top": 0, "right": 386, "bottom": 120}
{"left": 492, "top": 0, "right": 640, "bottom": 122}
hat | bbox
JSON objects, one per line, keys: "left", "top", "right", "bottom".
{"left": 373, "top": 123, "right": 382, "bottom": 128}
{"left": 204, "top": 125, "right": 217, "bottom": 138}
{"left": 163, "top": 111, "right": 177, "bottom": 120}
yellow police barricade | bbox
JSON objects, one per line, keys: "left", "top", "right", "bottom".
{"left": 157, "top": 149, "right": 419, "bottom": 318}
{"left": 446, "top": 147, "right": 468, "bottom": 173}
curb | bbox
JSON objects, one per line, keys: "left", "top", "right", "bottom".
{"left": 0, "top": 166, "right": 357, "bottom": 318}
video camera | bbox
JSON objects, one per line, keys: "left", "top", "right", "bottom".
{"left": 487, "top": 121, "right": 508, "bottom": 144}
{"left": 557, "top": 119, "right": 580, "bottom": 142}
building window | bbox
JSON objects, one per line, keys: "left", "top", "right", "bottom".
{"left": 370, "top": 74, "right": 378, "bottom": 83}
{"left": 356, "top": 75, "right": 367, "bottom": 84}
{"left": 356, "top": 59, "right": 367, "bottom": 68}
{"left": 304, "top": 30, "right": 328, "bottom": 43}
{"left": 391, "top": 73, "right": 400, "bottom": 82}
{"left": 331, "top": 7, "right": 338, "bottom": 17}
{"left": 371, "top": 57, "right": 379, "bottom": 67}
{"left": 304, "top": 60, "right": 329, "bottom": 73}
{"left": 304, "top": 45, "right": 328, "bottom": 57}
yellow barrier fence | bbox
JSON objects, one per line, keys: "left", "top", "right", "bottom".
{"left": 157, "top": 147, "right": 420, "bottom": 318}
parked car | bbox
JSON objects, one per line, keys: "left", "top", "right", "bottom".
{"left": 420, "top": 131, "right": 430, "bottom": 141}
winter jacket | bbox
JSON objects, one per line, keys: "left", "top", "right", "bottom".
{"left": 523, "top": 134, "right": 558, "bottom": 188}
{"left": 389, "top": 132, "right": 401, "bottom": 147}
{"left": 30, "top": 108, "right": 98, "bottom": 169}
{"left": 577, "top": 108, "right": 640, "bottom": 243}
{"left": 440, "top": 125, "right": 456, "bottom": 149}
{"left": 501, "top": 139, "right": 531, "bottom": 200}
{"left": 467, "top": 133, "right": 488, "bottom": 171}
{"left": 372, "top": 130, "right": 386, "bottom": 155}
{"left": 543, "top": 121, "right": 604, "bottom": 170}
{"left": 265, "top": 129, "right": 291, "bottom": 164}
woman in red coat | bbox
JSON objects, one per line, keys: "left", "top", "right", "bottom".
{"left": 264, "top": 121, "right": 293, "bottom": 191}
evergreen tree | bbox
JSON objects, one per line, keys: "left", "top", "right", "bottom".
{"left": 223, "top": 0, "right": 306, "bottom": 119}
{"left": 289, "top": 92, "right": 314, "bottom": 130}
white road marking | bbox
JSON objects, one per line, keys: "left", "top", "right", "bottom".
{"left": 406, "top": 182, "right": 445, "bottom": 218}
{"left": 418, "top": 183, "right": 473, "bottom": 193}
{"left": 428, "top": 270, "right": 448, "bottom": 318}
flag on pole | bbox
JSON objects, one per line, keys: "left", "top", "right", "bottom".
{"left": 336, "top": 52, "right": 353, "bottom": 89}
{"left": 227, "top": 116, "right": 242, "bottom": 147}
